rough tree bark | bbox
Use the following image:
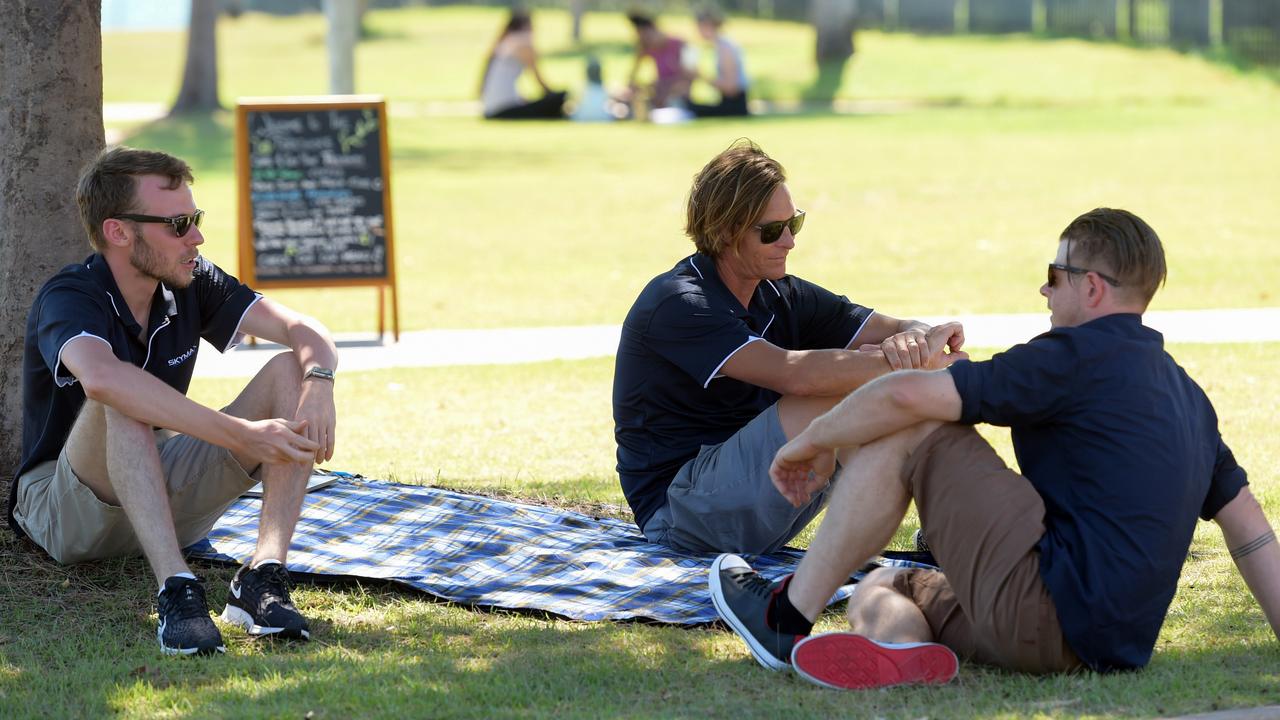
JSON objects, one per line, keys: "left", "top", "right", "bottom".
{"left": 813, "top": 0, "right": 858, "bottom": 63}
{"left": 0, "top": 2, "right": 105, "bottom": 483}
{"left": 170, "top": 0, "right": 221, "bottom": 115}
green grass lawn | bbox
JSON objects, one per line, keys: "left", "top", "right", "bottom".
{"left": 1, "top": 342, "right": 1276, "bottom": 719}
{"left": 102, "top": 6, "right": 1280, "bottom": 333}
{"left": 1, "top": 7, "right": 1276, "bottom": 718}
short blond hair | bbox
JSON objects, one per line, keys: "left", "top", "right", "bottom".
{"left": 685, "top": 139, "right": 786, "bottom": 258}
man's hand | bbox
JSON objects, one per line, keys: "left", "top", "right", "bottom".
{"left": 864, "top": 322, "right": 968, "bottom": 370}
{"left": 295, "top": 379, "right": 337, "bottom": 463}
{"left": 770, "top": 433, "right": 838, "bottom": 508}
{"left": 923, "top": 322, "right": 969, "bottom": 369}
{"left": 236, "top": 418, "right": 319, "bottom": 465}
{"left": 878, "top": 327, "right": 929, "bottom": 370}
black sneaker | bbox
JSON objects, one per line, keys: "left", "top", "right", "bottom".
{"left": 157, "top": 575, "right": 226, "bottom": 656}
{"left": 709, "top": 554, "right": 802, "bottom": 671}
{"left": 220, "top": 561, "right": 311, "bottom": 640}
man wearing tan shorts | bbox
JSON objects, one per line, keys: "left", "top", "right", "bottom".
{"left": 710, "top": 208, "right": 1280, "bottom": 688}
{"left": 9, "top": 147, "right": 339, "bottom": 656}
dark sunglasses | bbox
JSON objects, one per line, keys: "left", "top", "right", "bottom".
{"left": 1047, "top": 262, "right": 1121, "bottom": 288}
{"left": 112, "top": 209, "right": 205, "bottom": 238}
{"left": 755, "top": 209, "right": 805, "bottom": 245}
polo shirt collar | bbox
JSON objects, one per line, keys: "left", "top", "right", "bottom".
{"left": 1079, "top": 313, "right": 1160, "bottom": 343}
{"left": 688, "top": 253, "right": 783, "bottom": 319}
{"left": 85, "top": 253, "right": 180, "bottom": 334}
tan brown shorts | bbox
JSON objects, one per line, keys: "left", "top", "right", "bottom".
{"left": 12, "top": 432, "right": 255, "bottom": 564}
{"left": 895, "top": 423, "right": 1083, "bottom": 674}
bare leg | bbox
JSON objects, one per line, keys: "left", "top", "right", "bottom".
{"left": 776, "top": 394, "right": 845, "bottom": 441}
{"left": 845, "top": 567, "right": 933, "bottom": 643}
{"left": 64, "top": 400, "right": 189, "bottom": 585}
{"left": 221, "top": 352, "right": 312, "bottom": 565}
{"left": 786, "top": 420, "right": 943, "bottom": 621}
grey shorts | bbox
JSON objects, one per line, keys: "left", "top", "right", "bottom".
{"left": 641, "top": 404, "right": 834, "bottom": 555}
{"left": 12, "top": 432, "right": 255, "bottom": 564}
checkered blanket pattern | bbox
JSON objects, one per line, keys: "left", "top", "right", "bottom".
{"left": 185, "top": 475, "right": 932, "bottom": 625}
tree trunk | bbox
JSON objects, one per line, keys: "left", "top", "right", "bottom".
{"left": 0, "top": 1, "right": 104, "bottom": 484}
{"left": 813, "top": 0, "right": 858, "bottom": 64}
{"left": 571, "top": 0, "right": 587, "bottom": 43}
{"left": 326, "top": 0, "right": 358, "bottom": 95}
{"left": 170, "top": 0, "right": 221, "bottom": 115}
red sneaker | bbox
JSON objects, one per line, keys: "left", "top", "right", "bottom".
{"left": 791, "top": 632, "right": 958, "bottom": 690}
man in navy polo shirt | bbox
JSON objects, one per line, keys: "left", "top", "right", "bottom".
{"left": 711, "top": 208, "right": 1280, "bottom": 688}
{"left": 10, "top": 147, "right": 340, "bottom": 656}
{"left": 613, "top": 139, "right": 966, "bottom": 555}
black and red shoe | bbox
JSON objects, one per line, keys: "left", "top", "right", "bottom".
{"left": 708, "top": 554, "right": 805, "bottom": 671}
{"left": 792, "top": 632, "right": 958, "bottom": 690}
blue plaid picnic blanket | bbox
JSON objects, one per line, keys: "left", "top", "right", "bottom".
{"left": 185, "top": 474, "right": 933, "bottom": 625}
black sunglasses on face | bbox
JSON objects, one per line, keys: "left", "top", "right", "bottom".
{"left": 1047, "top": 262, "right": 1121, "bottom": 288}
{"left": 755, "top": 209, "right": 805, "bottom": 245}
{"left": 112, "top": 209, "right": 205, "bottom": 238}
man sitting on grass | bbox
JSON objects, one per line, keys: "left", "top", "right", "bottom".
{"left": 613, "top": 139, "right": 965, "bottom": 556}
{"left": 710, "top": 208, "right": 1280, "bottom": 688}
{"left": 9, "top": 147, "right": 339, "bottom": 656}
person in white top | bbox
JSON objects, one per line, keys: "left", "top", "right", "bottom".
{"left": 479, "top": 10, "right": 566, "bottom": 120}
{"left": 688, "top": 6, "right": 750, "bottom": 118}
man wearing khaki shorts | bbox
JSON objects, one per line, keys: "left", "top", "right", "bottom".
{"left": 9, "top": 147, "right": 339, "bottom": 656}
{"left": 710, "top": 208, "right": 1280, "bottom": 687}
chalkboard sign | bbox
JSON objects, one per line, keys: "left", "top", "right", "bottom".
{"left": 235, "top": 96, "right": 399, "bottom": 338}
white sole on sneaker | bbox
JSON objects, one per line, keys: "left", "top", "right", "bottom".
{"left": 219, "top": 604, "right": 310, "bottom": 639}
{"left": 708, "top": 553, "right": 789, "bottom": 672}
{"left": 157, "top": 626, "right": 225, "bottom": 656}
{"left": 791, "top": 632, "right": 958, "bottom": 690}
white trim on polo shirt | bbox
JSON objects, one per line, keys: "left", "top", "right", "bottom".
{"left": 53, "top": 333, "right": 113, "bottom": 388}
{"left": 688, "top": 255, "right": 705, "bottom": 279}
{"left": 223, "top": 294, "right": 263, "bottom": 352}
{"left": 845, "top": 310, "right": 876, "bottom": 350}
{"left": 703, "top": 335, "right": 764, "bottom": 388}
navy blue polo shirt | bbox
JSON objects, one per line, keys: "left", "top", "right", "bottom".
{"left": 9, "top": 254, "right": 259, "bottom": 537}
{"left": 947, "top": 313, "right": 1248, "bottom": 672}
{"left": 613, "top": 254, "right": 874, "bottom": 528}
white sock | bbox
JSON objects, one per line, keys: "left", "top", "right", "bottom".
{"left": 158, "top": 571, "right": 197, "bottom": 596}
{"left": 251, "top": 558, "right": 284, "bottom": 570}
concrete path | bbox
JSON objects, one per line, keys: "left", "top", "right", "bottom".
{"left": 194, "top": 307, "right": 1280, "bottom": 379}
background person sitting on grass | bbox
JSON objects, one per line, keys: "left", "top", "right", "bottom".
{"left": 709, "top": 208, "right": 1280, "bottom": 689}
{"left": 479, "top": 9, "right": 567, "bottom": 120}
{"left": 613, "top": 139, "right": 966, "bottom": 557}
{"left": 9, "top": 147, "right": 339, "bottom": 656}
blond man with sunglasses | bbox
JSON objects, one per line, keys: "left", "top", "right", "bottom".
{"left": 613, "top": 140, "right": 966, "bottom": 556}
{"left": 10, "top": 147, "right": 339, "bottom": 656}
{"left": 711, "top": 207, "right": 1279, "bottom": 689}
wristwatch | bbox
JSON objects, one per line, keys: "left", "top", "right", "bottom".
{"left": 303, "top": 366, "right": 336, "bottom": 382}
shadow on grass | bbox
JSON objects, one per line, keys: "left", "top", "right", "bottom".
{"left": 123, "top": 113, "right": 235, "bottom": 175}
{"left": 3, "top": 518, "right": 1279, "bottom": 718}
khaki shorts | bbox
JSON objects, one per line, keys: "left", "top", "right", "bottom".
{"left": 896, "top": 423, "right": 1083, "bottom": 674}
{"left": 12, "top": 432, "right": 255, "bottom": 564}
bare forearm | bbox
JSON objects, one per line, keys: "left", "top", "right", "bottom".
{"left": 782, "top": 348, "right": 892, "bottom": 396}
{"left": 1218, "top": 488, "right": 1280, "bottom": 640}
{"left": 286, "top": 317, "right": 338, "bottom": 372}
{"left": 86, "top": 364, "right": 242, "bottom": 448}
{"left": 805, "top": 370, "right": 961, "bottom": 451}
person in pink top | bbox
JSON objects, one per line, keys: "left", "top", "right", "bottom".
{"left": 626, "top": 12, "right": 694, "bottom": 110}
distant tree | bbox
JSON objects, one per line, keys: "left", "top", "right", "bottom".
{"left": 813, "top": 0, "right": 858, "bottom": 63}
{"left": 326, "top": 0, "right": 358, "bottom": 94}
{"left": 0, "top": 1, "right": 105, "bottom": 480}
{"left": 571, "top": 0, "right": 588, "bottom": 42}
{"left": 170, "top": 0, "right": 222, "bottom": 115}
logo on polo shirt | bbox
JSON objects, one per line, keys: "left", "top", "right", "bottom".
{"left": 167, "top": 344, "right": 198, "bottom": 367}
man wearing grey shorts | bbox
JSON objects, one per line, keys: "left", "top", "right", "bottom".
{"left": 612, "top": 139, "right": 966, "bottom": 555}
{"left": 9, "top": 147, "right": 339, "bottom": 656}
